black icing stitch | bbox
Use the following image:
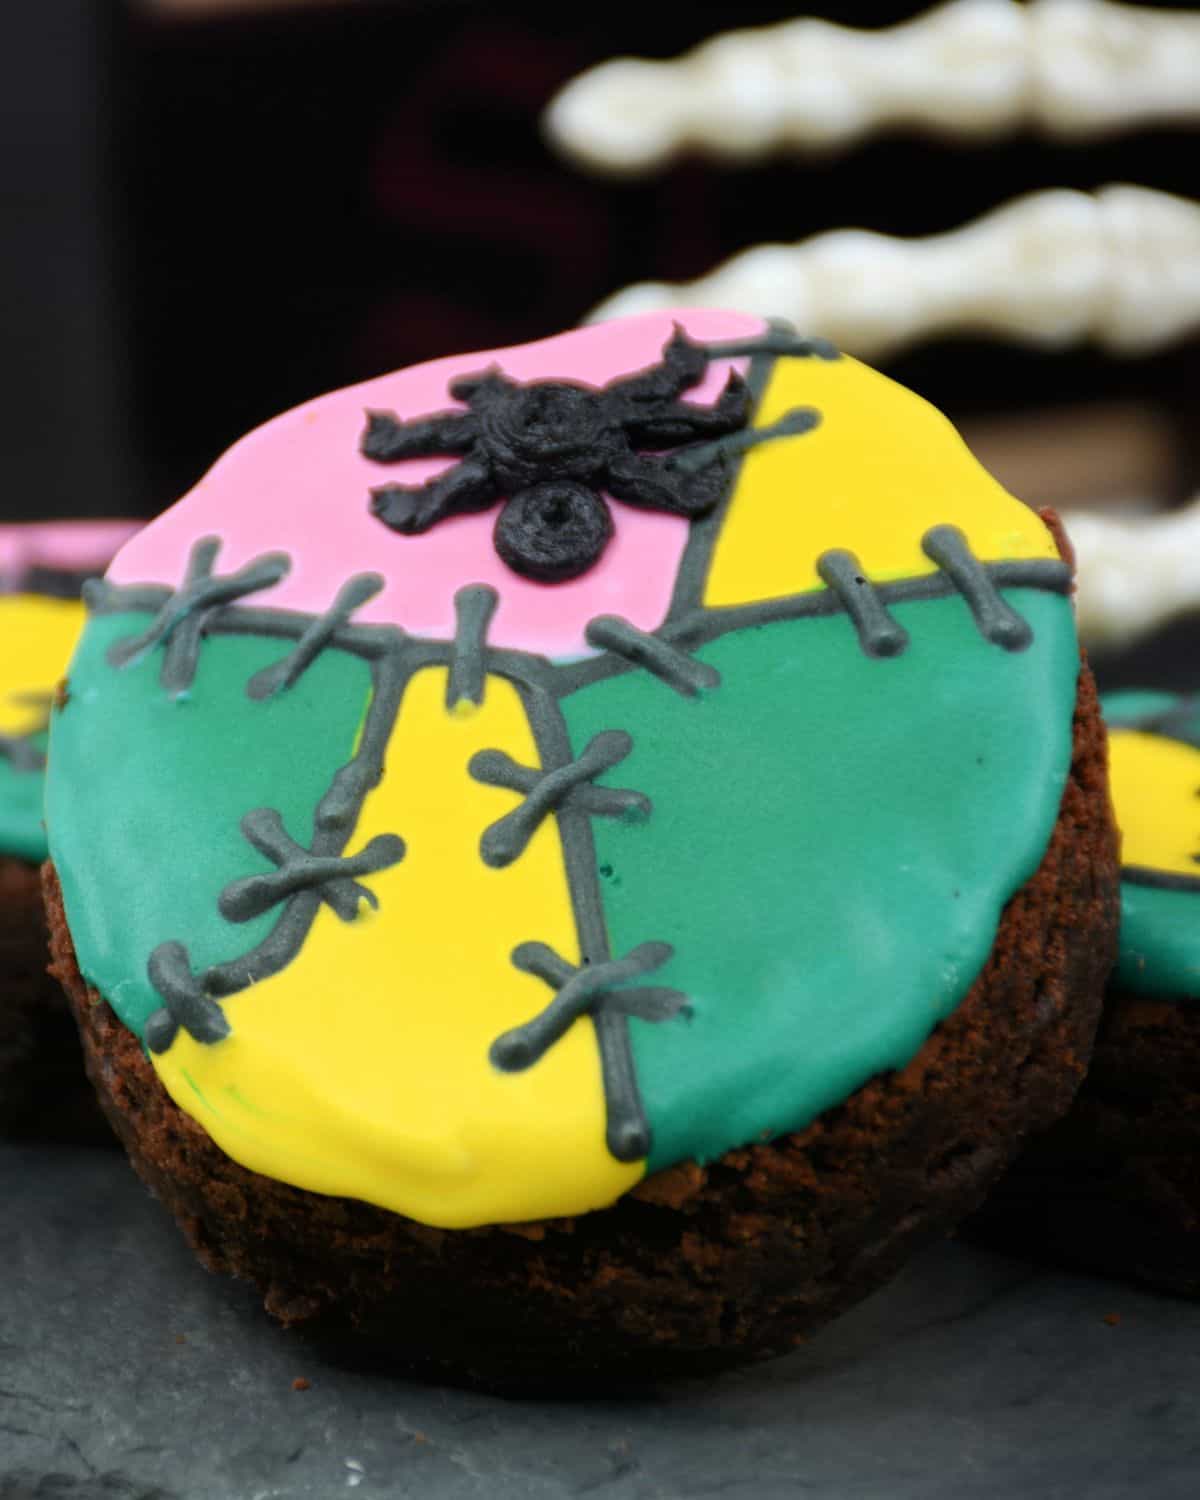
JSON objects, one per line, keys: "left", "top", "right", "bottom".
{"left": 1122, "top": 864, "right": 1200, "bottom": 893}
{"left": 663, "top": 407, "right": 819, "bottom": 477}
{"left": 246, "top": 573, "right": 384, "bottom": 700}
{"left": 98, "top": 537, "right": 290, "bottom": 696}
{"left": 144, "top": 942, "right": 232, "bottom": 1053}
{"left": 0, "top": 731, "right": 46, "bottom": 772}
{"left": 15, "top": 565, "right": 95, "bottom": 600}
{"left": 363, "top": 327, "right": 816, "bottom": 583}
{"left": 0, "top": 693, "right": 51, "bottom": 772}
{"left": 1106, "top": 694, "right": 1200, "bottom": 750}
{"left": 817, "top": 550, "right": 909, "bottom": 658}
{"left": 217, "top": 807, "right": 405, "bottom": 923}
{"left": 584, "top": 615, "right": 720, "bottom": 696}
{"left": 470, "top": 729, "right": 649, "bottom": 869}
{"left": 492, "top": 939, "right": 687, "bottom": 1158}
{"left": 921, "top": 526, "right": 1034, "bottom": 651}
{"left": 700, "top": 329, "right": 841, "bottom": 363}
{"left": 447, "top": 584, "right": 499, "bottom": 709}
{"left": 512, "top": 679, "right": 661, "bottom": 1163}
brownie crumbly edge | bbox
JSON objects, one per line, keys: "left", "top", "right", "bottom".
{"left": 44, "top": 659, "right": 1119, "bottom": 1390}
{"left": 1, "top": 854, "right": 109, "bottom": 1142}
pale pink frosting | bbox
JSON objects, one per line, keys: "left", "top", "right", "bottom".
{"left": 107, "top": 310, "right": 765, "bottom": 659}
{"left": 0, "top": 520, "right": 141, "bottom": 590}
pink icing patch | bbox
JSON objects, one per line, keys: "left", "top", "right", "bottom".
{"left": 107, "top": 310, "right": 766, "bottom": 659}
{"left": 0, "top": 520, "right": 141, "bottom": 591}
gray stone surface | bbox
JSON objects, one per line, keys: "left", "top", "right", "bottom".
{"left": 1, "top": 1145, "right": 1198, "bottom": 1500}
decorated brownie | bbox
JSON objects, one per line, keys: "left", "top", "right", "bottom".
{"left": 973, "top": 691, "right": 1200, "bottom": 1297}
{"left": 43, "top": 311, "right": 1118, "bottom": 1385}
{"left": 1, "top": 521, "right": 139, "bottom": 1138}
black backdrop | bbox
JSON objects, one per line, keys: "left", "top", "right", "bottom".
{"left": 2, "top": 0, "right": 1199, "bottom": 524}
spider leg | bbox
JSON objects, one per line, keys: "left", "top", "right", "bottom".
{"left": 623, "top": 370, "right": 752, "bottom": 447}
{"left": 448, "top": 367, "right": 516, "bottom": 404}
{"left": 605, "top": 448, "right": 732, "bottom": 518}
{"left": 361, "top": 409, "right": 478, "bottom": 462}
{"left": 606, "top": 325, "right": 709, "bottom": 409}
{"left": 370, "top": 449, "right": 497, "bottom": 533}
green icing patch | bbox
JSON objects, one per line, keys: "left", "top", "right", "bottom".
{"left": 46, "top": 613, "right": 373, "bottom": 1040}
{"left": 562, "top": 588, "right": 1078, "bottom": 1173}
{"left": 0, "top": 731, "right": 49, "bottom": 863}
{"left": 1101, "top": 690, "right": 1200, "bottom": 1001}
{"left": 1102, "top": 690, "right": 1200, "bottom": 738}
{"left": 1116, "top": 882, "right": 1200, "bottom": 999}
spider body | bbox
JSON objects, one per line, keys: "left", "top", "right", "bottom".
{"left": 362, "top": 328, "right": 753, "bottom": 582}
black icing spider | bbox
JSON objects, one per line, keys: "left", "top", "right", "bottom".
{"left": 361, "top": 328, "right": 754, "bottom": 582}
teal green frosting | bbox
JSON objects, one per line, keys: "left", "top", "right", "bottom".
{"left": 563, "top": 589, "right": 1078, "bottom": 1173}
{"left": 0, "top": 731, "right": 49, "bottom": 863}
{"left": 46, "top": 612, "right": 372, "bottom": 1039}
{"left": 1115, "top": 883, "right": 1200, "bottom": 999}
{"left": 1102, "top": 689, "right": 1199, "bottom": 735}
{"left": 1101, "top": 690, "right": 1200, "bottom": 1001}
{"left": 48, "top": 588, "right": 1077, "bottom": 1181}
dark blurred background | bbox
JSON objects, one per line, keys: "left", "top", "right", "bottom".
{"left": 2, "top": 0, "right": 1198, "bottom": 545}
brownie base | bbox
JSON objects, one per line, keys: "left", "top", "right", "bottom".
{"left": 0, "top": 854, "right": 110, "bottom": 1143}
{"left": 46, "top": 660, "right": 1119, "bottom": 1390}
{"left": 967, "top": 986, "right": 1200, "bottom": 1298}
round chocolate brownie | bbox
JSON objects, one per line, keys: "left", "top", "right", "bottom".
{"left": 971, "top": 691, "right": 1200, "bottom": 1298}
{"left": 44, "top": 311, "right": 1118, "bottom": 1386}
{"left": 1, "top": 521, "right": 137, "bottom": 1140}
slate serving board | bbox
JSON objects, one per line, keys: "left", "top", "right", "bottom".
{"left": 2, "top": 1145, "right": 1198, "bottom": 1500}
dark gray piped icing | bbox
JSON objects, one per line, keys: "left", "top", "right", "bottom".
{"left": 447, "top": 584, "right": 499, "bottom": 709}
{"left": 583, "top": 615, "right": 720, "bottom": 696}
{"left": 492, "top": 939, "right": 686, "bottom": 1078}
{"left": 98, "top": 537, "right": 291, "bottom": 697}
{"left": 920, "top": 525, "right": 1035, "bottom": 651}
{"left": 701, "top": 330, "right": 841, "bottom": 362}
{"left": 246, "top": 572, "right": 384, "bottom": 700}
{"left": 469, "top": 729, "right": 649, "bottom": 869}
{"left": 664, "top": 406, "right": 819, "bottom": 478}
{"left": 144, "top": 942, "right": 232, "bottom": 1053}
{"left": 1105, "top": 694, "right": 1200, "bottom": 747}
{"left": 513, "top": 681, "right": 658, "bottom": 1162}
{"left": 217, "top": 807, "right": 406, "bottom": 923}
{"left": 817, "top": 550, "right": 910, "bottom": 658}
{"left": 0, "top": 734, "right": 46, "bottom": 772}
{"left": 1122, "top": 865, "right": 1200, "bottom": 892}
{"left": 0, "top": 694, "right": 51, "bottom": 773}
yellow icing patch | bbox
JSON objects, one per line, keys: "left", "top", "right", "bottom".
{"left": 704, "top": 354, "right": 1058, "bottom": 607}
{"left": 1109, "top": 728, "right": 1200, "bottom": 878}
{"left": 0, "top": 595, "right": 85, "bottom": 735}
{"left": 152, "top": 666, "right": 643, "bottom": 1228}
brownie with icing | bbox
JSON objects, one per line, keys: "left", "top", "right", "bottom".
{"left": 972, "top": 692, "right": 1200, "bottom": 1297}
{"left": 1, "top": 521, "right": 138, "bottom": 1139}
{"left": 43, "top": 312, "right": 1118, "bottom": 1381}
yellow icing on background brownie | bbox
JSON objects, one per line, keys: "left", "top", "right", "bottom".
{"left": 1109, "top": 729, "right": 1200, "bottom": 880}
{"left": 704, "top": 353, "right": 1057, "bottom": 608}
{"left": 151, "top": 666, "right": 642, "bottom": 1228}
{"left": 0, "top": 595, "right": 85, "bottom": 735}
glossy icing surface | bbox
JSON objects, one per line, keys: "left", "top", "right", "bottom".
{"left": 48, "top": 312, "right": 1078, "bottom": 1226}
{"left": 1103, "top": 691, "right": 1200, "bottom": 999}
{"left": 566, "top": 590, "right": 1076, "bottom": 1173}
{"left": 108, "top": 310, "right": 757, "bottom": 662}
{"left": 0, "top": 523, "right": 140, "bottom": 862}
{"left": 704, "top": 349, "right": 1057, "bottom": 607}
